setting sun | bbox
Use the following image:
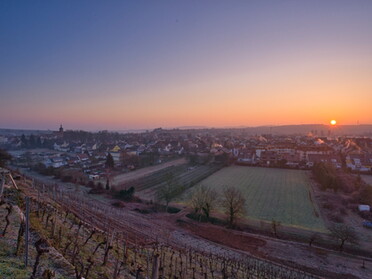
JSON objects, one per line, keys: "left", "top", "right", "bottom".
{"left": 330, "top": 120, "right": 337, "bottom": 126}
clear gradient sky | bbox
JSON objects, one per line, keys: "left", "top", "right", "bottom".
{"left": 1, "top": 1, "right": 372, "bottom": 130}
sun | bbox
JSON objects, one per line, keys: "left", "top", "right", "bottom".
{"left": 330, "top": 120, "right": 337, "bottom": 126}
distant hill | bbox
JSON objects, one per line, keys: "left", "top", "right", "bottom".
{"left": 1, "top": 124, "right": 371, "bottom": 136}
{"left": 242, "top": 124, "right": 372, "bottom": 136}
{"left": 0, "top": 128, "right": 52, "bottom": 136}
{"left": 203, "top": 124, "right": 372, "bottom": 136}
{"left": 183, "top": 124, "right": 372, "bottom": 136}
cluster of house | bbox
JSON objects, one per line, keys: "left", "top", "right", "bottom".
{"left": 235, "top": 145, "right": 338, "bottom": 168}
{"left": 3, "top": 127, "right": 372, "bottom": 181}
{"left": 235, "top": 138, "right": 372, "bottom": 171}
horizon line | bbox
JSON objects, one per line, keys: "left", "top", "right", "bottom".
{"left": 1, "top": 123, "right": 372, "bottom": 133}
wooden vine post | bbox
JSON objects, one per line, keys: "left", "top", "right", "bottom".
{"left": 25, "top": 196, "right": 30, "bottom": 267}
{"left": 151, "top": 253, "right": 160, "bottom": 279}
{"left": 0, "top": 173, "right": 5, "bottom": 200}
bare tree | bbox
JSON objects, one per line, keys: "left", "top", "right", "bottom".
{"left": 190, "top": 185, "right": 218, "bottom": 221}
{"left": 221, "top": 186, "right": 246, "bottom": 226}
{"left": 308, "top": 233, "right": 321, "bottom": 247}
{"left": 329, "top": 223, "right": 358, "bottom": 251}
{"left": 156, "top": 172, "right": 183, "bottom": 212}
{"left": 271, "top": 219, "right": 281, "bottom": 238}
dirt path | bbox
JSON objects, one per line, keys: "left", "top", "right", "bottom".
{"left": 111, "top": 157, "right": 187, "bottom": 186}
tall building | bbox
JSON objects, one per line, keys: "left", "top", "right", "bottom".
{"left": 58, "top": 124, "right": 64, "bottom": 137}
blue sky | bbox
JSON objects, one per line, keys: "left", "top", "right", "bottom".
{"left": 1, "top": 1, "right": 372, "bottom": 130}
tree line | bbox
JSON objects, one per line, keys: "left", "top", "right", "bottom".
{"left": 312, "top": 162, "right": 345, "bottom": 192}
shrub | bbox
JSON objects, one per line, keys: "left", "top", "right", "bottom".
{"left": 61, "top": 175, "right": 72, "bottom": 182}
{"left": 339, "top": 208, "right": 347, "bottom": 216}
{"left": 88, "top": 188, "right": 105, "bottom": 195}
{"left": 186, "top": 212, "right": 226, "bottom": 225}
{"left": 322, "top": 203, "right": 334, "bottom": 210}
{"left": 115, "top": 187, "right": 135, "bottom": 201}
{"left": 328, "top": 214, "right": 343, "bottom": 223}
{"left": 359, "top": 211, "right": 372, "bottom": 221}
{"left": 134, "top": 208, "right": 150, "bottom": 214}
{"left": 112, "top": 201, "right": 126, "bottom": 208}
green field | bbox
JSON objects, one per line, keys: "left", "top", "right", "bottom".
{"left": 185, "top": 166, "right": 326, "bottom": 231}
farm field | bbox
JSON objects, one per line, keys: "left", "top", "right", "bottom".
{"left": 110, "top": 157, "right": 187, "bottom": 186}
{"left": 136, "top": 164, "right": 222, "bottom": 200}
{"left": 361, "top": 174, "right": 372, "bottom": 186}
{"left": 184, "top": 166, "right": 326, "bottom": 232}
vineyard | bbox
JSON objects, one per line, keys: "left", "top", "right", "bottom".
{"left": 182, "top": 166, "right": 326, "bottom": 231}
{"left": 117, "top": 165, "right": 188, "bottom": 191}
{"left": 0, "top": 173, "right": 321, "bottom": 279}
{"left": 124, "top": 164, "right": 223, "bottom": 201}
{"left": 110, "top": 158, "right": 187, "bottom": 187}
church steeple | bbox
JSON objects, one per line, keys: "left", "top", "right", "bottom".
{"left": 59, "top": 124, "right": 64, "bottom": 133}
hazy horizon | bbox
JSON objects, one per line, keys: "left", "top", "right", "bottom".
{"left": 1, "top": 1, "right": 372, "bottom": 130}
{"left": 1, "top": 123, "right": 372, "bottom": 134}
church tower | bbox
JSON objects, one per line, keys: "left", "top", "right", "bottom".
{"left": 59, "top": 124, "right": 64, "bottom": 136}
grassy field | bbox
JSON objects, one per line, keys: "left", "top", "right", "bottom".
{"left": 361, "top": 175, "right": 372, "bottom": 186}
{"left": 184, "top": 166, "right": 326, "bottom": 232}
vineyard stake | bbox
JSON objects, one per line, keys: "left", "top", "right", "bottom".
{"left": 25, "top": 196, "right": 30, "bottom": 267}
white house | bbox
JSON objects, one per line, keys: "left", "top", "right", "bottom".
{"left": 358, "top": 205, "right": 370, "bottom": 212}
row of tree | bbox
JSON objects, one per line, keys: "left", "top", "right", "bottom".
{"left": 312, "top": 162, "right": 372, "bottom": 204}
{"left": 105, "top": 152, "right": 161, "bottom": 170}
{"left": 312, "top": 162, "right": 345, "bottom": 192}
{"left": 191, "top": 185, "right": 246, "bottom": 227}
{"left": 154, "top": 170, "right": 246, "bottom": 226}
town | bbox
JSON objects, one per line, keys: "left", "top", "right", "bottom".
{"left": 1, "top": 125, "right": 372, "bottom": 278}
{"left": 1, "top": 125, "right": 371, "bottom": 186}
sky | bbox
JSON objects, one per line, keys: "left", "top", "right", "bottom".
{"left": 1, "top": 0, "right": 372, "bottom": 131}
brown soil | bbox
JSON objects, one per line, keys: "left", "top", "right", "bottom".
{"left": 178, "top": 219, "right": 266, "bottom": 255}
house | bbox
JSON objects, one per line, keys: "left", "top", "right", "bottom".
{"left": 56, "top": 142, "right": 70, "bottom": 152}
{"left": 0, "top": 136, "right": 8, "bottom": 144}
{"left": 109, "top": 145, "right": 121, "bottom": 164}
{"left": 88, "top": 174, "right": 100, "bottom": 180}
{"left": 296, "top": 146, "right": 332, "bottom": 161}
{"left": 307, "top": 154, "right": 342, "bottom": 169}
{"left": 92, "top": 143, "right": 101, "bottom": 150}
{"left": 94, "top": 152, "right": 107, "bottom": 160}
{"left": 346, "top": 154, "right": 372, "bottom": 172}
{"left": 237, "top": 149, "right": 256, "bottom": 165}
{"left": 259, "top": 150, "right": 278, "bottom": 166}
{"left": 44, "top": 156, "right": 67, "bottom": 168}
{"left": 358, "top": 205, "right": 370, "bottom": 212}
{"left": 280, "top": 153, "right": 301, "bottom": 167}
{"left": 77, "top": 153, "right": 89, "bottom": 162}
{"left": 74, "top": 144, "right": 87, "bottom": 154}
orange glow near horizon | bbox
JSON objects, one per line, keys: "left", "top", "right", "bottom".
{"left": 330, "top": 120, "right": 337, "bottom": 126}
{"left": 1, "top": 2, "right": 372, "bottom": 131}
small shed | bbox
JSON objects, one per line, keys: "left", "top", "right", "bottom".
{"left": 358, "top": 205, "right": 371, "bottom": 212}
